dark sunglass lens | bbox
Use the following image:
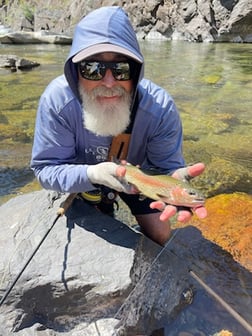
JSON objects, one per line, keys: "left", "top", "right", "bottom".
{"left": 79, "top": 61, "right": 103, "bottom": 80}
{"left": 79, "top": 61, "right": 132, "bottom": 81}
{"left": 112, "top": 62, "right": 131, "bottom": 80}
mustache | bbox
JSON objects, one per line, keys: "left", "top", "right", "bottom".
{"left": 89, "top": 85, "right": 129, "bottom": 99}
{"left": 78, "top": 83, "right": 132, "bottom": 136}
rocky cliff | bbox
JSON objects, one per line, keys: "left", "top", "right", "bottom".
{"left": 0, "top": 0, "right": 252, "bottom": 42}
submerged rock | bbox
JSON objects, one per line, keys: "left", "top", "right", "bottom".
{"left": 174, "top": 192, "right": 252, "bottom": 272}
{"left": 183, "top": 141, "right": 252, "bottom": 197}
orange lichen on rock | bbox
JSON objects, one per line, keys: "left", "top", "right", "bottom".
{"left": 174, "top": 192, "right": 252, "bottom": 271}
{"left": 213, "top": 330, "right": 233, "bottom": 336}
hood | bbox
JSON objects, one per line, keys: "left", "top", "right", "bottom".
{"left": 64, "top": 6, "right": 144, "bottom": 100}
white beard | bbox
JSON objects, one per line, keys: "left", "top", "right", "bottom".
{"left": 79, "top": 84, "right": 132, "bottom": 137}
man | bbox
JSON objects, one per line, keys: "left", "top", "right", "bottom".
{"left": 31, "top": 6, "right": 207, "bottom": 246}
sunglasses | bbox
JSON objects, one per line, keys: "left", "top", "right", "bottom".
{"left": 78, "top": 60, "right": 133, "bottom": 81}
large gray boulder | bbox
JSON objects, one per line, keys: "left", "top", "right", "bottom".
{"left": 0, "top": 190, "right": 251, "bottom": 335}
{"left": 0, "top": 191, "right": 194, "bottom": 335}
{"left": 0, "top": 190, "right": 139, "bottom": 335}
{"left": 0, "top": 31, "right": 72, "bottom": 44}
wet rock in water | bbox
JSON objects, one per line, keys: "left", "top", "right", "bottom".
{"left": 0, "top": 54, "right": 40, "bottom": 71}
{"left": 174, "top": 192, "right": 252, "bottom": 272}
{"left": 202, "top": 74, "right": 222, "bottom": 85}
{"left": 182, "top": 113, "right": 230, "bottom": 137}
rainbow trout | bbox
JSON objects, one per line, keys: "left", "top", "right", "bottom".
{"left": 123, "top": 164, "right": 205, "bottom": 208}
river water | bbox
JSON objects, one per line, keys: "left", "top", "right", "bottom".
{"left": 0, "top": 40, "right": 251, "bottom": 335}
{"left": 0, "top": 41, "right": 251, "bottom": 205}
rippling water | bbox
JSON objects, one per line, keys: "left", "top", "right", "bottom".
{"left": 0, "top": 41, "right": 251, "bottom": 204}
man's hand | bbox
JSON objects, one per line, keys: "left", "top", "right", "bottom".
{"left": 150, "top": 163, "right": 207, "bottom": 222}
{"left": 87, "top": 162, "right": 128, "bottom": 192}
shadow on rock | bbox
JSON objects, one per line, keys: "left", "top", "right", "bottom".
{"left": 65, "top": 197, "right": 140, "bottom": 249}
{"left": 113, "top": 226, "right": 252, "bottom": 335}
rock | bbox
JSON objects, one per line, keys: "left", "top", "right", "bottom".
{"left": 213, "top": 330, "right": 233, "bottom": 336}
{"left": 134, "top": 226, "right": 252, "bottom": 335}
{"left": 114, "top": 237, "right": 194, "bottom": 335}
{"left": 20, "top": 17, "right": 34, "bottom": 32}
{"left": 218, "top": 0, "right": 252, "bottom": 42}
{"left": 166, "top": 226, "right": 252, "bottom": 335}
{"left": 16, "top": 57, "right": 40, "bottom": 70}
{"left": 0, "top": 190, "right": 251, "bottom": 335}
{"left": 0, "top": 31, "right": 72, "bottom": 44}
{"left": 0, "top": 0, "right": 251, "bottom": 43}
{"left": 0, "top": 54, "right": 17, "bottom": 68}
{"left": 0, "top": 54, "right": 40, "bottom": 70}
{"left": 0, "top": 190, "right": 193, "bottom": 335}
{"left": 0, "top": 190, "right": 139, "bottom": 335}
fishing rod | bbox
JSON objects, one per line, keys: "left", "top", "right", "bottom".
{"left": 0, "top": 193, "right": 77, "bottom": 307}
{"left": 189, "top": 270, "right": 252, "bottom": 334}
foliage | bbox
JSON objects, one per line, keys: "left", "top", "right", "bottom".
{"left": 20, "top": 2, "right": 34, "bottom": 23}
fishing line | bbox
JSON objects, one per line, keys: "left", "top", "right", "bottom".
{"left": 0, "top": 213, "right": 61, "bottom": 306}
{"left": 0, "top": 193, "right": 77, "bottom": 307}
{"left": 0, "top": 221, "right": 38, "bottom": 291}
{"left": 94, "top": 321, "right": 102, "bottom": 335}
{"left": 189, "top": 270, "right": 252, "bottom": 335}
{"left": 113, "top": 228, "right": 252, "bottom": 335}
{"left": 113, "top": 229, "right": 179, "bottom": 320}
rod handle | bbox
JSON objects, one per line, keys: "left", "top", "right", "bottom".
{"left": 57, "top": 193, "right": 77, "bottom": 216}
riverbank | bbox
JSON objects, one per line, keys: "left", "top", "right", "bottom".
{"left": 0, "top": 1, "right": 252, "bottom": 43}
{"left": 0, "top": 31, "right": 72, "bottom": 44}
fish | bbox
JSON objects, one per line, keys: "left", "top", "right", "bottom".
{"left": 122, "top": 163, "right": 205, "bottom": 208}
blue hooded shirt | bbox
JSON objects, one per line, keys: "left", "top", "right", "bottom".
{"left": 31, "top": 6, "right": 185, "bottom": 193}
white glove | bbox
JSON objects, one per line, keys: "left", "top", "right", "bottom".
{"left": 87, "top": 162, "right": 128, "bottom": 192}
